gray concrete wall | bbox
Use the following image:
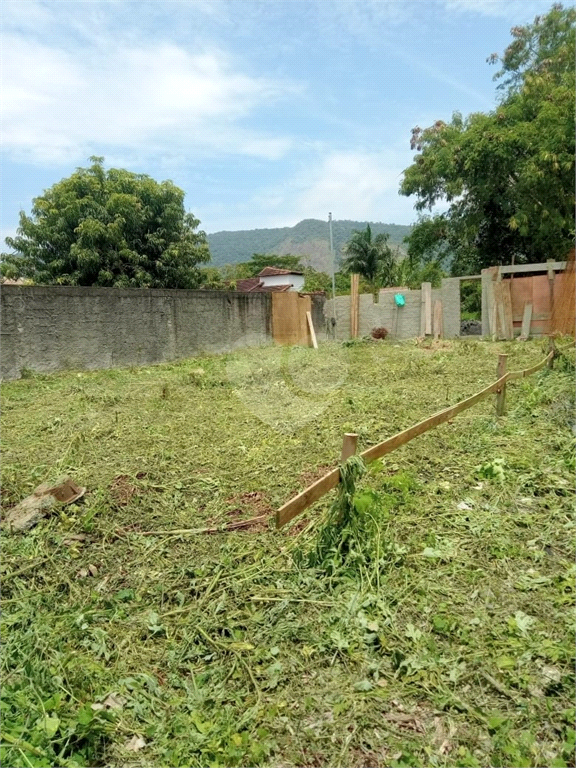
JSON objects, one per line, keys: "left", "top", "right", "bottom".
{"left": 1, "top": 286, "right": 274, "bottom": 380}
{"left": 328, "top": 278, "right": 461, "bottom": 340}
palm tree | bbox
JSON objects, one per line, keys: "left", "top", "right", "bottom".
{"left": 342, "top": 225, "right": 395, "bottom": 298}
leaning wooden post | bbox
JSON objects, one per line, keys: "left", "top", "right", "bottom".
{"left": 547, "top": 336, "right": 556, "bottom": 369}
{"left": 341, "top": 433, "right": 358, "bottom": 462}
{"left": 496, "top": 353, "right": 508, "bottom": 416}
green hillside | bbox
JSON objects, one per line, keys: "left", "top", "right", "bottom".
{"left": 207, "top": 219, "right": 412, "bottom": 272}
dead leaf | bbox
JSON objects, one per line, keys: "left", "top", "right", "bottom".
{"left": 88, "top": 564, "right": 98, "bottom": 577}
{"left": 125, "top": 735, "right": 146, "bottom": 752}
{"left": 384, "top": 712, "right": 425, "bottom": 733}
{"left": 102, "top": 692, "right": 126, "bottom": 710}
{"left": 457, "top": 501, "right": 472, "bottom": 510}
{"left": 77, "top": 568, "right": 88, "bottom": 579}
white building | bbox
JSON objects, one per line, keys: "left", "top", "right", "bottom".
{"left": 258, "top": 267, "right": 305, "bottom": 292}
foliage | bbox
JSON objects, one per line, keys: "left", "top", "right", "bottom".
{"left": 394, "top": 254, "right": 445, "bottom": 289}
{"left": 401, "top": 5, "right": 575, "bottom": 275}
{"left": 296, "top": 456, "right": 369, "bottom": 572}
{"left": 302, "top": 268, "right": 365, "bottom": 295}
{"left": 2, "top": 340, "right": 574, "bottom": 767}
{"left": 197, "top": 267, "right": 228, "bottom": 290}
{"left": 342, "top": 224, "right": 396, "bottom": 295}
{"left": 234, "top": 253, "right": 304, "bottom": 278}
{"left": 207, "top": 219, "right": 412, "bottom": 269}
{"left": 461, "top": 280, "right": 482, "bottom": 319}
{"left": 1, "top": 158, "right": 210, "bottom": 288}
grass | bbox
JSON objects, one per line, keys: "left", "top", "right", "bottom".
{"left": 1, "top": 338, "right": 575, "bottom": 768}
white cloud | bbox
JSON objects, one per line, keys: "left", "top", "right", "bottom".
{"left": 243, "top": 150, "right": 419, "bottom": 230}
{"left": 2, "top": 31, "right": 295, "bottom": 164}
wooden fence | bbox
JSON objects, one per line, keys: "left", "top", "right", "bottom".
{"left": 276, "top": 340, "right": 574, "bottom": 528}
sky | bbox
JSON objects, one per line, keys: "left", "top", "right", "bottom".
{"left": 1, "top": 0, "right": 560, "bottom": 244}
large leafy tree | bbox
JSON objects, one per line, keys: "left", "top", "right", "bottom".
{"left": 400, "top": 4, "right": 575, "bottom": 275}
{"left": 342, "top": 224, "right": 396, "bottom": 296}
{"left": 1, "top": 157, "right": 210, "bottom": 288}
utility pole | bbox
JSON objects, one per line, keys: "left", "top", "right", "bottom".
{"left": 328, "top": 212, "right": 337, "bottom": 334}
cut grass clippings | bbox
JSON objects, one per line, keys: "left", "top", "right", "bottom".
{"left": 1, "top": 338, "right": 575, "bottom": 767}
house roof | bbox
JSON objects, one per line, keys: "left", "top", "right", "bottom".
{"left": 233, "top": 277, "right": 293, "bottom": 293}
{"left": 249, "top": 283, "right": 292, "bottom": 292}
{"left": 258, "top": 267, "right": 304, "bottom": 277}
{"left": 235, "top": 277, "right": 262, "bottom": 292}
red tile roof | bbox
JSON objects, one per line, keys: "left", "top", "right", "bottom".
{"left": 258, "top": 267, "right": 303, "bottom": 277}
{"left": 235, "top": 277, "right": 262, "bottom": 292}
{"left": 249, "top": 283, "right": 292, "bottom": 292}
{"left": 233, "top": 277, "right": 293, "bottom": 293}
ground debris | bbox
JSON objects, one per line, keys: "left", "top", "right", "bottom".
{"left": 109, "top": 474, "right": 139, "bottom": 506}
{"left": 1, "top": 476, "right": 85, "bottom": 533}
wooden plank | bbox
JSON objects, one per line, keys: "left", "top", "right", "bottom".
{"left": 547, "top": 259, "right": 556, "bottom": 332}
{"left": 278, "top": 374, "right": 508, "bottom": 528}
{"left": 360, "top": 375, "right": 507, "bottom": 465}
{"left": 276, "top": 347, "right": 554, "bottom": 528}
{"left": 276, "top": 467, "right": 341, "bottom": 528}
{"left": 496, "top": 354, "right": 508, "bottom": 416}
{"left": 340, "top": 433, "right": 358, "bottom": 461}
{"left": 306, "top": 311, "right": 318, "bottom": 349}
{"left": 485, "top": 266, "right": 499, "bottom": 337}
{"left": 499, "top": 261, "right": 566, "bottom": 275}
{"left": 433, "top": 300, "right": 443, "bottom": 339}
{"left": 422, "top": 282, "right": 432, "bottom": 335}
{"left": 420, "top": 284, "right": 426, "bottom": 336}
{"left": 519, "top": 303, "right": 533, "bottom": 340}
{"left": 492, "top": 281, "right": 505, "bottom": 339}
{"left": 547, "top": 336, "right": 556, "bottom": 369}
{"left": 350, "top": 273, "right": 359, "bottom": 338}
{"left": 500, "top": 281, "right": 514, "bottom": 339}
{"left": 299, "top": 294, "right": 312, "bottom": 345}
{"left": 507, "top": 351, "right": 553, "bottom": 380}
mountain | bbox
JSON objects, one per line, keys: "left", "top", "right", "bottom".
{"left": 207, "top": 219, "right": 412, "bottom": 272}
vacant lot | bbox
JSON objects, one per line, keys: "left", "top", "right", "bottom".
{"left": 2, "top": 339, "right": 574, "bottom": 768}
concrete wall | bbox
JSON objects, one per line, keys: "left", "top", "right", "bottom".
{"left": 327, "top": 278, "right": 461, "bottom": 340}
{"left": 1, "top": 286, "right": 274, "bottom": 380}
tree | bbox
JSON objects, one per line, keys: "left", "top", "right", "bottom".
{"left": 1, "top": 157, "right": 210, "bottom": 288}
{"left": 394, "top": 255, "right": 445, "bottom": 289}
{"left": 400, "top": 5, "right": 575, "bottom": 275}
{"left": 341, "top": 224, "right": 396, "bottom": 296}
{"left": 302, "top": 267, "right": 362, "bottom": 295}
{"left": 235, "top": 253, "right": 304, "bottom": 277}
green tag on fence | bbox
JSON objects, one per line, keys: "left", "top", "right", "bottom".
{"left": 394, "top": 293, "right": 406, "bottom": 307}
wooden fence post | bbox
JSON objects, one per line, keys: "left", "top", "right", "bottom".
{"left": 350, "top": 274, "right": 360, "bottom": 338}
{"left": 341, "top": 433, "right": 358, "bottom": 462}
{"left": 496, "top": 353, "right": 508, "bottom": 416}
{"left": 547, "top": 336, "right": 556, "bottom": 369}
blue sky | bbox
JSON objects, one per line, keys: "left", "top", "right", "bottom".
{"left": 1, "top": 0, "right": 559, "bottom": 244}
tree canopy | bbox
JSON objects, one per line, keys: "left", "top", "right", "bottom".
{"left": 1, "top": 158, "right": 210, "bottom": 288}
{"left": 400, "top": 4, "right": 575, "bottom": 275}
{"left": 341, "top": 225, "right": 396, "bottom": 295}
{"left": 234, "top": 253, "right": 304, "bottom": 278}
